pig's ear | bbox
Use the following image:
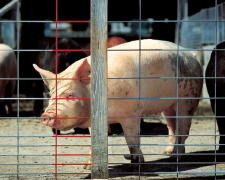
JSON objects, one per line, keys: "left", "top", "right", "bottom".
{"left": 33, "top": 64, "right": 55, "bottom": 87}
{"left": 76, "top": 59, "right": 91, "bottom": 86}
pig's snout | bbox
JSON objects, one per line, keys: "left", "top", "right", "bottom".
{"left": 41, "top": 113, "right": 55, "bottom": 127}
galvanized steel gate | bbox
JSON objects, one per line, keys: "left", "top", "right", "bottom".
{"left": 0, "top": 0, "right": 225, "bottom": 179}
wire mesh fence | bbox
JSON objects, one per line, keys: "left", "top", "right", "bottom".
{"left": 0, "top": 0, "right": 225, "bottom": 179}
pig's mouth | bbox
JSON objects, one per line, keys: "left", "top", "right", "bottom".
{"left": 41, "top": 112, "right": 63, "bottom": 128}
{"left": 45, "top": 117, "right": 55, "bottom": 127}
{"left": 41, "top": 116, "right": 55, "bottom": 127}
{"left": 41, "top": 113, "right": 80, "bottom": 131}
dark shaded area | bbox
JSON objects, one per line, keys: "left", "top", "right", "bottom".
{"left": 83, "top": 150, "right": 225, "bottom": 179}
{"left": 205, "top": 41, "right": 225, "bottom": 153}
{"left": 19, "top": 0, "right": 55, "bottom": 94}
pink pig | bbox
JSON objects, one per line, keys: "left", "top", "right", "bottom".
{"left": 0, "top": 44, "right": 17, "bottom": 116}
{"left": 33, "top": 39, "right": 203, "bottom": 171}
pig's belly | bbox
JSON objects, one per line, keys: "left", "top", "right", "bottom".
{"left": 107, "top": 98, "right": 176, "bottom": 124}
{"left": 141, "top": 99, "right": 176, "bottom": 116}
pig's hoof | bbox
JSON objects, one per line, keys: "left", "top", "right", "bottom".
{"left": 164, "top": 150, "right": 182, "bottom": 161}
{"left": 86, "top": 165, "right": 91, "bottom": 170}
{"left": 163, "top": 150, "right": 173, "bottom": 155}
{"left": 83, "top": 164, "right": 91, "bottom": 170}
{"left": 124, "top": 154, "right": 131, "bottom": 160}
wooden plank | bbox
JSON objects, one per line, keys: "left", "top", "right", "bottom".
{"left": 91, "top": 0, "right": 108, "bottom": 179}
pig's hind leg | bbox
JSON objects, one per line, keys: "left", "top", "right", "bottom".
{"left": 162, "top": 100, "right": 194, "bottom": 161}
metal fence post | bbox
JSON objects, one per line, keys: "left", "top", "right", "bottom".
{"left": 91, "top": 0, "right": 108, "bottom": 179}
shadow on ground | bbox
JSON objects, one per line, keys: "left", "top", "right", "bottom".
{"left": 108, "top": 150, "right": 225, "bottom": 179}
{"left": 83, "top": 150, "right": 225, "bottom": 179}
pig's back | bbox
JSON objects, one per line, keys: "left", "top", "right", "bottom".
{"left": 107, "top": 39, "right": 201, "bottom": 79}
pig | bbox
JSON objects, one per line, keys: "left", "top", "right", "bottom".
{"left": 205, "top": 41, "right": 225, "bottom": 153}
{"left": 33, "top": 39, "right": 203, "bottom": 171}
{"left": 0, "top": 44, "right": 17, "bottom": 116}
{"left": 33, "top": 38, "right": 87, "bottom": 134}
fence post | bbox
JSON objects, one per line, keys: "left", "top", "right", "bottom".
{"left": 91, "top": 0, "right": 108, "bottom": 179}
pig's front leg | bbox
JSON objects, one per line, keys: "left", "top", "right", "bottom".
{"left": 83, "top": 127, "right": 92, "bottom": 170}
{"left": 121, "top": 118, "right": 144, "bottom": 172}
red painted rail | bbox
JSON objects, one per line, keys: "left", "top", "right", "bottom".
{"left": 52, "top": 98, "right": 91, "bottom": 100}
{"left": 52, "top": 145, "right": 91, "bottom": 147}
{"left": 51, "top": 117, "right": 91, "bottom": 119}
{"left": 52, "top": 136, "right": 91, "bottom": 138}
{"left": 53, "top": 173, "right": 91, "bottom": 175}
{"left": 53, "top": 163, "right": 91, "bottom": 165}
{"left": 47, "top": 78, "right": 91, "bottom": 80}
{"left": 53, "top": 20, "right": 91, "bottom": 23}
{"left": 52, "top": 154, "right": 91, "bottom": 156}
{"left": 53, "top": 1, "right": 92, "bottom": 178}
{"left": 53, "top": 49, "right": 90, "bottom": 51}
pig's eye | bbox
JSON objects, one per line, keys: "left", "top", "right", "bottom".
{"left": 66, "top": 92, "right": 74, "bottom": 98}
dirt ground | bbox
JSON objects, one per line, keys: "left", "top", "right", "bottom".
{"left": 0, "top": 99, "right": 225, "bottom": 180}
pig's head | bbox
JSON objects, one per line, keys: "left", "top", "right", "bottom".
{"left": 33, "top": 58, "right": 91, "bottom": 131}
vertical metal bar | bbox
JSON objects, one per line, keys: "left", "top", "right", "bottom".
{"left": 55, "top": 0, "right": 58, "bottom": 179}
{"left": 138, "top": 0, "right": 141, "bottom": 179}
{"left": 176, "top": 0, "right": 180, "bottom": 179}
{"left": 91, "top": 0, "right": 108, "bottom": 179}
{"left": 215, "top": 0, "right": 218, "bottom": 179}
{"left": 16, "top": 0, "right": 19, "bottom": 179}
